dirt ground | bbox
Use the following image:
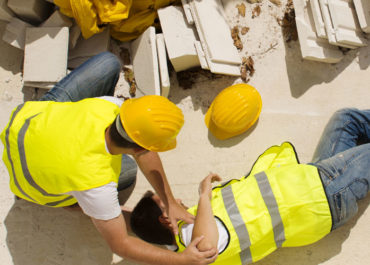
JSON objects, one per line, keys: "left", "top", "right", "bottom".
{"left": 1, "top": 1, "right": 370, "bottom": 265}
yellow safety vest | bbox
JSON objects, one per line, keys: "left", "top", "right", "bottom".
{"left": 0, "top": 98, "right": 122, "bottom": 207}
{"left": 175, "top": 142, "right": 332, "bottom": 264}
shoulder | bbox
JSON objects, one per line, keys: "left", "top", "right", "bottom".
{"left": 97, "top": 96, "right": 124, "bottom": 107}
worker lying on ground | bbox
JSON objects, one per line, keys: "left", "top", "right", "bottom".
{"left": 131, "top": 108, "right": 370, "bottom": 264}
{"left": 0, "top": 52, "right": 217, "bottom": 265}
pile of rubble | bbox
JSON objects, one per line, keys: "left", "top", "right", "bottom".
{"left": 0, "top": 0, "right": 111, "bottom": 91}
{"left": 0, "top": 0, "right": 243, "bottom": 98}
{"left": 293, "top": 0, "right": 369, "bottom": 63}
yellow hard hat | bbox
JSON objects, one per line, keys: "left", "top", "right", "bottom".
{"left": 205, "top": 84, "right": 262, "bottom": 140}
{"left": 120, "top": 95, "right": 184, "bottom": 152}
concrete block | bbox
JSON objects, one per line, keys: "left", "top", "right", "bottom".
{"left": 189, "top": 0, "right": 241, "bottom": 75}
{"left": 320, "top": 0, "right": 367, "bottom": 48}
{"left": 309, "top": 0, "right": 327, "bottom": 38}
{"left": 0, "top": 0, "right": 15, "bottom": 22}
{"left": 158, "top": 6, "right": 200, "bottom": 72}
{"left": 156, "top": 34, "right": 170, "bottom": 98}
{"left": 191, "top": 0, "right": 240, "bottom": 65}
{"left": 68, "top": 28, "right": 110, "bottom": 68}
{"left": 194, "top": 40, "right": 209, "bottom": 70}
{"left": 69, "top": 23, "right": 81, "bottom": 49}
{"left": 293, "top": 0, "right": 343, "bottom": 63}
{"left": 23, "top": 27, "right": 69, "bottom": 86}
{"left": 2, "top": 16, "right": 32, "bottom": 49}
{"left": 181, "top": 0, "right": 194, "bottom": 24}
{"left": 8, "top": 0, "right": 54, "bottom": 25}
{"left": 354, "top": 0, "right": 370, "bottom": 33}
{"left": 41, "top": 10, "right": 73, "bottom": 28}
{"left": 131, "top": 26, "right": 160, "bottom": 96}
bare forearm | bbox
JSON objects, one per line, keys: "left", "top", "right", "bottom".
{"left": 191, "top": 194, "right": 219, "bottom": 251}
{"left": 115, "top": 236, "right": 183, "bottom": 265}
{"left": 135, "top": 151, "right": 175, "bottom": 203}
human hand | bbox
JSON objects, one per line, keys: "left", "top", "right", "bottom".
{"left": 180, "top": 236, "right": 218, "bottom": 265}
{"left": 167, "top": 201, "right": 195, "bottom": 235}
{"left": 198, "top": 173, "right": 222, "bottom": 199}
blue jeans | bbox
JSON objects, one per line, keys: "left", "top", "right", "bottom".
{"left": 39, "top": 52, "right": 137, "bottom": 192}
{"left": 310, "top": 108, "right": 370, "bottom": 230}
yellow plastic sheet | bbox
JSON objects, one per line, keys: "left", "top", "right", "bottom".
{"left": 54, "top": 0, "right": 178, "bottom": 41}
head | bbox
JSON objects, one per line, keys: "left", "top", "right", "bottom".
{"left": 130, "top": 191, "right": 175, "bottom": 245}
{"left": 119, "top": 95, "right": 184, "bottom": 152}
{"left": 107, "top": 115, "right": 146, "bottom": 153}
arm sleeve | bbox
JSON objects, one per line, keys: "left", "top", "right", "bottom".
{"left": 98, "top": 96, "right": 123, "bottom": 107}
{"left": 67, "top": 182, "right": 121, "bottom": 220}
{"left": 181, "top": 217, "right": 229, "bottom": 253}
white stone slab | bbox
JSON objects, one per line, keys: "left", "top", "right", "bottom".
{"left": 0, "top": 0, "right": 15, "bottom": 22}
{"left": 293, "top": 0, "right": 343, "bottom": 63}
{"left": 156, "top": 33, "right": 170, "bottom": 98}
{"left": 2, "top": 17, "right": 31, "bottom": 49}
{"left": 69, "top": 23, "right": 81, "bottom": 49}
{"left": 328, "top": 0, "right": 367, "bottom": 46}
{"left": 68, "top": 28, "right": 110, "bottom": 61}
{"left": 41, "top": 10, "right": 73, "bottom": 28}
{"left": 320, "top": 0, "right": 366, "bottom": 48}
{"left": 309, "top": 0, "right": 327, "bottom": 38}
{"left": 319, "top": 0, "right": 358, "bottom": 48}
{"left": 191, "top": 0, "right": 241, "bottom": 65}
{"left": 23, "top": 27, "right": 68, "bottom": 84}
{"left": 194, "top": 40, "right": 209, "bottom": 70}
{"left": 354, "top": 0, "right": 370, "bottom": 33}
{"left": 131, "top": 26, "right": 160, "bottom": 96}
{"left": 158, "top": 6, "right": 200, "bottom": 72}
{"left": 181, "top": 0, "right": 194, "bottom": 24}
{"left": 8, "top": 0, "right": 53, "bottom": 24}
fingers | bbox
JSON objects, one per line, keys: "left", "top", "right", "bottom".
{"left": 170, "top": 217, "right": 179, "bottom": 235}
{"left": 182, "top": 212, "right": 195, "bottom": 224}
{"left": 205, "top": 251, "right": 218, "bottom": 263}
{"left": 189, "top": 235, "right": 204, "bottom": 247}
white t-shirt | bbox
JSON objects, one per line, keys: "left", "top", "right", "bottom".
{"left": 167, "top": 218, "right": 229, "bottom": 253}
{"left": 66, "top": 96, "right": 124, "bottom": 220}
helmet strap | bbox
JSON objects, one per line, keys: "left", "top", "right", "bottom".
{"left": 115, "top": 115, "right": 135, "bottom": 143}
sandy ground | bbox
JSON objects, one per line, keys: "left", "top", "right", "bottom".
{"left": 1, "top": 1, "right": 370, "bottom": 264}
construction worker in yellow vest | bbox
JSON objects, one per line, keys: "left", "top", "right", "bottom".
{"left": 130, "top": 108, "right": 370, "bottom": 264}
{"left": 0, "top": 52, "right": 217, "bottom": 265}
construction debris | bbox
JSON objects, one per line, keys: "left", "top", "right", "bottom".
{"left": 236, "top": 3, "right": 246, "bottom": 17}
{"left": 231, "top": 26, "right": 243, "bottom": 50}
{"left": 279, "top": 0, "right": 298, "bottom": 43}
{"left": 252, "top": 5, "right": 261, "bottom": 18}
{"left": 269, "top": 0, "right": 282, "bottom": 6}
{"left": 123, "top": 67, "right": 137, "bottom": 97}
{"left": 240, "top": 56, "right": 255, "bottom": 82}
{"left": 241, "top": 27, "right": 250, "bottom": 35}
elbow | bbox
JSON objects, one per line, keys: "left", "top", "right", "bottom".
{"left": 197, "top": 241, "right": 218, "bottom": 253}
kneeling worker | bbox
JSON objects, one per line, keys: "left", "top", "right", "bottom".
{"left": 1, "top": 52, "right": 217, "bottom": 265}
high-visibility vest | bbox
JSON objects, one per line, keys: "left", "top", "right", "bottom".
{"left": 175, "top": 142, "right": 332, "bottom": 264}
{"left": 0, "top": 98, "right": 122, "bottom": 207}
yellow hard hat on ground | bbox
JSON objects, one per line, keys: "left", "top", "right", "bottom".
{"left": 120, "top": 95, "right": 184, "bottom": 152}
{"left": 205, "top": 84, "right": 262, "bottom": 140}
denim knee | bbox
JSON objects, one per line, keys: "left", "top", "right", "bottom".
{"left": 97, "top": 52, "right": 122, "bottom": 75}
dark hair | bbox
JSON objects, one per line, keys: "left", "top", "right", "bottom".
{"left": 108, "top": 116, "right": 142, "bottom": 149}
{"left": 130, "top": 191, "right": 175, "bottom": 245}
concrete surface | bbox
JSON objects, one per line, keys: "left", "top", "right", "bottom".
{"left": 0, "top": 0, "right": 370, "bottom": 264}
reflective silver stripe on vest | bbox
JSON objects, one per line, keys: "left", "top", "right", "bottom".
{"left": 255, "top": 171, "right": 286, "bottom": 247}
{"left": 4, "top": 104, "right": 36, "bottom": 202}
{"left": 221, "top": 185, "right": 253, "bottom": 264}
{"left": 18, "top": 114, "right": 74, "bottom": 206}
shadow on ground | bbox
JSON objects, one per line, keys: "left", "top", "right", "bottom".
{"left": 0, "top": 22, "right": 23, "bottom": 75}
{"left": 283, "top": 40, "right": 361, "bottom": 98}
{"left": 5, "top": 199, "right": 115, "bottom": 265}
{"left": 5, "top": 195, "right": 369, "bottom": 265}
